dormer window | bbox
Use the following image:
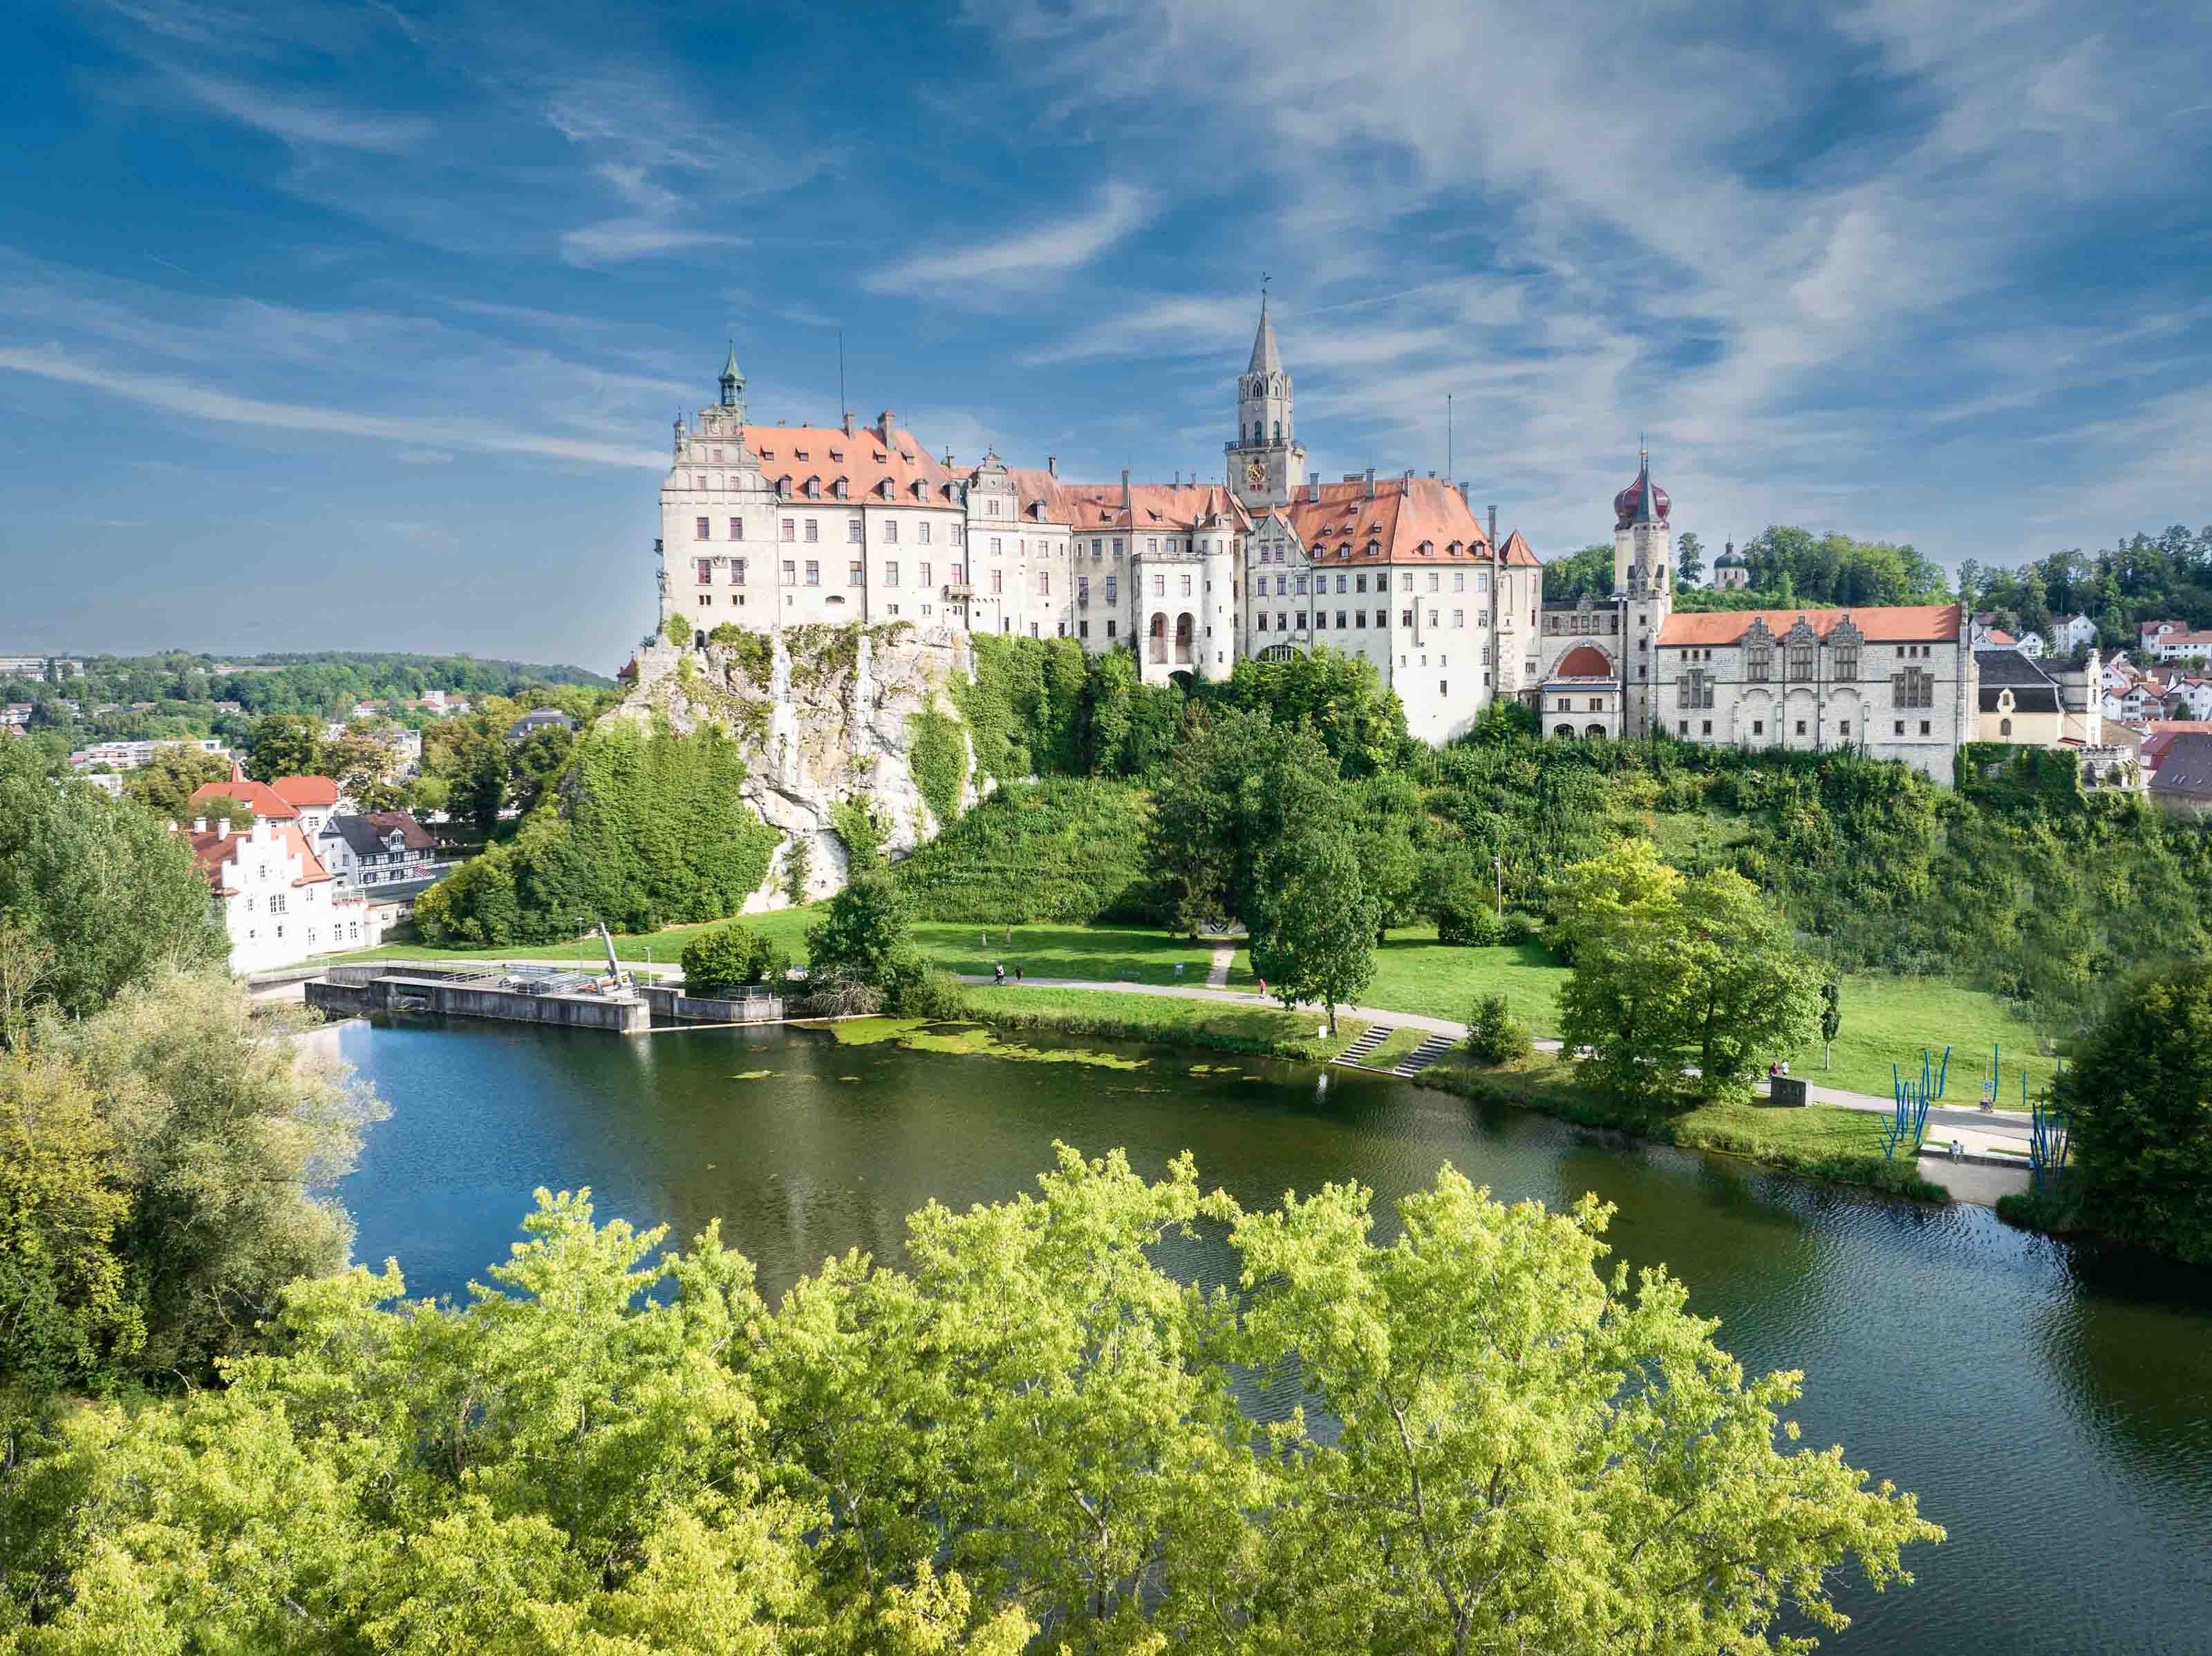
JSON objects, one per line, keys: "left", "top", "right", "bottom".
{"left": 795, "top": 449, "right": 809, "bottom": 461}
{"left": 834, "top": 478, "right": 848, "bottom": 499}
{"left": 829, "top": 449, "right": 843, "bottom": 462}
{"left": 805, "top": 478, "right": 821, "bottom": 498}
{"left": 776, "top": 477, "right": 791, "bottom": 498}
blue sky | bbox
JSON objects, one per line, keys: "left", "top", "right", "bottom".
{"left": 2, "top": 0, "right": 2207, "bottom": 671}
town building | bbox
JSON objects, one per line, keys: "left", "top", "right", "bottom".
{"left": 184, "top": 814, "right": 382, "bottom": 972}
{"left": 315, "top": 811, "right": 449, "bottom": 892}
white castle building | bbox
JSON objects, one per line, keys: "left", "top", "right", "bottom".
{"left": 655, "top": 301, "right": 1541, "bottom": 744}
{"left": 653, "top": 301, "right": 1975, "bottom": 772}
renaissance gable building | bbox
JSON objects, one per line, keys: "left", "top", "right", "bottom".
{"left": 653, "top": 305, "right": 1974, "bottom": 772}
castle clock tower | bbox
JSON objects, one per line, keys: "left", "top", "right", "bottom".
{"left": 1226, "top": 290, "right": 1305, "bottom": 510}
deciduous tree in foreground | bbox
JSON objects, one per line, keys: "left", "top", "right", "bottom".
{"left": 0, "top": 1149, "right": 1938, "bottom": 1652}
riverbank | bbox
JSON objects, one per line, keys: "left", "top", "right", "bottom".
{"left": 910, "top": 985, "right": 1365, "bottom": 1062}
{"left": 1412, "top": 1053, "right": 1953, "bottom": 1203}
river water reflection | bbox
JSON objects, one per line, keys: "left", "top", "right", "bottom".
{"left": 335, "top": 1017, "right": 2212, "bottom": 1655}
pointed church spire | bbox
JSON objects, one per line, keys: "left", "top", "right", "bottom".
{"left": 1248, "top": 285, "right": 1282, "bottom": 376}
{"left": 718, "top": 341, "right": 744, "bottom": 409}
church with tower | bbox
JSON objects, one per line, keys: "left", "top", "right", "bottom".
{"left": 649, "top": 296, "right": 1974, "bottom": 771}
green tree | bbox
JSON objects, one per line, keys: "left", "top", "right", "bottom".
{"left": 194, "top": 791, "right": 256, "bottom": 829}
{"left": 1230, "top": 1169, "right": 1942, "bottom": 1650}
{"left": 0, "top": 746, "right": 225, "bottom": 1024}
{"left": 1145, "top": 704, "right": 1257, "bottom": 932}
{"left": 1248, "top": 827, "right": 1378, "bottom": 1035}
{"left": 326, "top": 728, "right": 405, "bottom": 812}
{"left": 680, "top": 923, "right": 789, "bottom": 997}
{"left": 244, "top": 713, "right": 323, "bottom": 782}
{"left": 0, "top": 1153, "right": 1939, "bottom": 1649}
{"left": 118, "top": 744, "right": 229, "bottom": 821}
{"left": 2054, "top": 961, "right": 2212, "bottom": 1263}
{"left": 1544, "top": 542, "right": 1615, "bottom": 601}
{"left": 1675, "top": 530, "right": 1706, "bottom": 586}
{"left": 1821, "top": 979, "right": 1842, "bottom": 1071}
{"left": 805, "top": 869, "right": 917, "bottom": 991}
{"left": 1553, "top": 841, "right": 1819, "bottom": 1104}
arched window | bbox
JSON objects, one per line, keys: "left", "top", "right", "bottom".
{"left": 2000, "top": 717, "right": 2013, "bottom": 737}
{"left": 1271, "top": 420, "right": 1281, "bottom": 442}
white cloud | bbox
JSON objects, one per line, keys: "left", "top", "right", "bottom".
{"left": 869, "top": 182, "right": 1150, "bottom": 297}
{"left": 171, "top": 70, "right": 429, "bottom": 151}
{"left": 0, "top": 341, "right": 664, "bottom": 469}
{"left": 560, "top": 221, "right": 743, "bottom": 268}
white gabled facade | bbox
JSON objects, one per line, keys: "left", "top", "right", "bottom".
{"left": 186, "top": 816, "right": 384, "bottom": 974}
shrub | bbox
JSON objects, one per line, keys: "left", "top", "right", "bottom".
{"left": 1464, "top": 992, "right": 1535, "bottom": 1066}
{"left": 782, "top": 832, "right": 812, "bottom": 907}
{"left": 893, "top": 778, "right": 1168, "bottom": 925}
{"left": 1433, "top": 897, "right": 1503, "bottom": 948}
{"left": 796, "top": 961, "right": 881, "bottom": 1017}
{"left": 1500, "top": 910, "right": 1545, "bottom": 946}
{"left": 891, "top": 968, "right": 971, "bottom": 1021}
{"left": 661, "top": 611, "right": 688, "bottom": 646}
{"left": 679, "top": 923, "right": 789, "bottom": 997}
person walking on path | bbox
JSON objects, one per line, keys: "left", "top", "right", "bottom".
{"left": 1014, "top": 964, "right": 1023, "bottom": 983}
{"left": 993, "top": 962, "right": 1005, "bottom": 985}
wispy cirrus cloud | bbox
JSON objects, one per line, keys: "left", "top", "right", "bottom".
{"left": 868, "top": 182, "right": 1150, "bottom": 299}
{"left": 0, "top": 341, "right": 664, "bottom": 467}
{"left": 169, "top": 68, "right": 430, "bottom": 151}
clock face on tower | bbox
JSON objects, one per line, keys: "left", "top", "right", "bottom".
{"left": 1246, "top": 459, "right": 1267, "bottom": 487}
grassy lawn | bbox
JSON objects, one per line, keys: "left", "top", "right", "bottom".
{"left": 1356, "top": 1026, "right": 1431, "bottom": 1070}
{"left": 342, "top": 908, "right": 2054, "bottom": 1104}
{"left": 959, "top": 984, "right": 1361, "bottom": 1062}
{"left": 1237, "top": 925, "right": 2058, "bottom": 1103}
{"left": 338, "top": 912, "right": 1213, "bottom": 986}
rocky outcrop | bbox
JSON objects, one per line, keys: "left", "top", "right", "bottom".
{"left": 608, "top": 623, "right": 977, "bottom": 910}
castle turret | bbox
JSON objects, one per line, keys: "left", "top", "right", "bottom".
{"left": 1609, "top": 448, "right": 1676, "bottom": 735}
{"left": 1226, "top": 288, "right": 1306, "bottom": 509}
{"left": 718, "top": 343, "right": 745, "bottom": 414}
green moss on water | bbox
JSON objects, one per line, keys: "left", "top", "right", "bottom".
{"left": 829, "top": 1015, "right": 1146, "bottom": 1071}
{"left": 732, "top": 1070, "right": 774, "bottom": 1080}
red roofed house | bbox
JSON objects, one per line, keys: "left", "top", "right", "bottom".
{"left": 183, "top": 811, "right": 383, "bottom": 973}
{"left": 187, "top": 760, "right": 300, "bottom": 825}
{"left": 269, "top": 774, "right": 342, "bottom": 840}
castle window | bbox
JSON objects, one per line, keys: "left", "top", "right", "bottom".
{"left": 918, "top": 521, "right": 933, "bottom": 545}
{"left": 1746, "top": 643, "right": 1772, "bottom": 681}
{"left": 884, "top": 521, "right": 899, "bottom": 544}
{"left": 1454, "top": 610, "right": 1464, "bottom": 627}
{"left": 849, "top": 561, "right": 864, "bottom": 587}
{"left": 782, "top": 561, "right": 796, "bottom": 585}
{"left": 733, "top": 558, "right": 747, "bottom": 583}
{"left": 729, "top": 516, "right": 742, "bottom": 539}
{"left": 805, "top": 561, "right": 819, "bottom": 585}
{"left": 1788, "top": 640, "right": 1815, "bottom": 681}
{"left": 1272, "top": 421, "right": 1281, "bottom": 442}
{"left": 805, "top": 519, "right": 819, "bottom": 543}
{"left": 695, "top": 517, "right": 710, "bottom": 540}
{"left": 1836, "top": 644, "right": 1859, "bottom": 680}
{"left": 695, "top": 559, "right": 713, "bottom": 585}
{"left": 886, "top": 561, "right": 900, "bottom": 587}
{"left": 780, "top": 518, "right": 795, "bottom": 541}
{"left": 847, "top": 520, "right": 862, "bottom": 543}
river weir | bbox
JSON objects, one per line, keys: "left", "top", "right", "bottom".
{"left": 334, "top": 1015, "right": 2212, "bottom": 1655}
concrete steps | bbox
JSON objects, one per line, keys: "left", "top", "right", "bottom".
{"left": 1338, "top": 1024, "right": 1394, "bottom": 1065}
{"left": 1394, "top": 1033, "right": 1459, "bottom": 1076}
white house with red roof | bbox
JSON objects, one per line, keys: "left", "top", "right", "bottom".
{"left": 183, "top": 813, "right": 382, "bottom": 973}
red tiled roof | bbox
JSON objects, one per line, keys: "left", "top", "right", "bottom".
{"left": 1281, "top": 478, "right": 1493, "bottom": 565}
{"left": 1658, "top": 604, "right": 1960, "bottom": 648}
{"left": 1004, "top": 471, "right": 1250, "bottom": 535}
{"left": 187, "top": 819, "right": 332, "bottom": 891}
{"left": 737, "top": 423, "right": 962, "bottom": 506}
{"left": 187, "top": 760, "right": 298, "bottom": 821}
{"left": 270, "top": 775, "right": 339, "bottom": 807}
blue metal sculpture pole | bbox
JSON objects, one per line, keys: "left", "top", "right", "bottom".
{"left": 2029, "top": 1060, "right": 2070, "bottom": 1192}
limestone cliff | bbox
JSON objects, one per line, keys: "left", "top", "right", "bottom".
{"left": 609, "top": 623, "right": 983, "bottom": 910}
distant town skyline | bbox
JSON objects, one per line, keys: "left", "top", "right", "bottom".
{"left": 2, "top": 0, "right": 2207, "bottom": 670}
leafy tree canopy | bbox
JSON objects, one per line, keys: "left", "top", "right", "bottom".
{"left": 0, "top": 1150, "right": 1939, "bottom": 1650}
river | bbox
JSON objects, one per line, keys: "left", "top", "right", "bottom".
{"left": 333, "top": 1016, "right": 2212, "bottom": 1655}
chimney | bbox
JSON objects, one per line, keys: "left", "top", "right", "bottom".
{"left": 193, "top": 817, "right": 207, "bottom": 834}
{"left": 216, "top": 818, "right": 230, "bottom": 839}
{"left": 842, "top": 411, "right": 856, "bottom": 437}
{"left": 1121, "top": 468, "right": 1133, "bottom": 509}
{"left": 1404, "top": 468, "right": 1416, "bottom": 481}
{"left": 1456, "top": 480, "right": 1470, "bottom": 508}
{"left": 878, "top": 409, "right": 897, "bottom": 440}
{"left": 1309, "top": 473, "right": 1321, "bottom": 502}
{"left": 1488, "top": 505, "right": 1498, "bottom": 548}
{"left": 1364, "top": 467, "right": 1376, "bottom": 498}
{"left": 1047, "top": 455, "right": 1057, "bottom": 476}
